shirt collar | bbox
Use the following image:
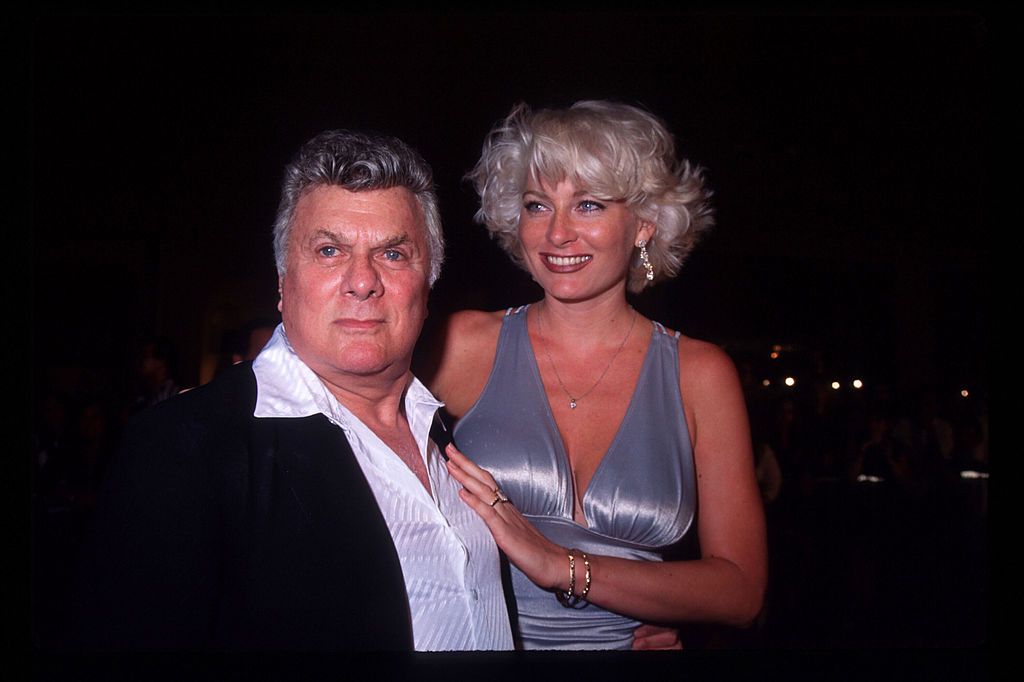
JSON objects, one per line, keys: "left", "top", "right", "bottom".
{"left": 251, "top": 323, "right": 443, "bottom": 428}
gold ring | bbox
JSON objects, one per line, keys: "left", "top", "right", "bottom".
{"left": 489, "top": 488, "right": 510, "bottom": 506}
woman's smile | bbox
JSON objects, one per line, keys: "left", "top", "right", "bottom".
{"left": 541, "top": 253, "right": 593, "bottom": 271}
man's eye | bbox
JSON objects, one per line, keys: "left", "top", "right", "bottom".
{"left": 382, "top": 249, "right": 404, "bottom": 262}
{"left": 318, "top": 245, "right": 338, "bottom": 257}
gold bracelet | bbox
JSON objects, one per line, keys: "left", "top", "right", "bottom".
{"left": 555, "top": 549, "right": 576, "bottom": 606}
{"left": 577, "top": 551, "right": 591, "bottom": 602}
{"left": 555, "top": 548, "right": 590, "bottom": 608}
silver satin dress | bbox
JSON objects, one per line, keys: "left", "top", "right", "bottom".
{"left": 453, "top": 306, "right": 697, "bottom": 650}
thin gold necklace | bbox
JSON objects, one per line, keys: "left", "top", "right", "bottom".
{"left": 535, "top": 304, "right": 638, "bottom": 410}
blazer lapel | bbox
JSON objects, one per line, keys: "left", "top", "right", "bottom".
{"left": 262, "top": 413, "right": 399, "bottom": 547}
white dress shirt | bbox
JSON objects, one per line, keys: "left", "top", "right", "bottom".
{"left": 251, "top": 324, "right": 513, "bottom": 651}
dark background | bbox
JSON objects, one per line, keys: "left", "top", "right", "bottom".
{"left": 30, "top": 7, "right": 989, "bottom": 657}
{"left": 32, "top": 9, "right": 988, "bottom": 393}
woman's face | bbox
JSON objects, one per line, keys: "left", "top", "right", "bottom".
{"left": 517, "top": 176, "right": 653, "bottom": 303}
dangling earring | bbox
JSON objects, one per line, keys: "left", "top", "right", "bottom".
{"left": 638, "top": 240, "right": 654, "bottom": 281}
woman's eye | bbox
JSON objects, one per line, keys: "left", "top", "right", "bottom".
{"left": 578, "top": 199, "right": 605, "bottom": 212}
{"left": 523, "top": 201, "right": 548, "bottom": 213}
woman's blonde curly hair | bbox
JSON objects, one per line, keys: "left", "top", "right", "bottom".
{"left": 466, "top": 100, "right": 714, "bottom": 293}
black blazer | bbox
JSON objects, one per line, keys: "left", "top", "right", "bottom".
{"left": 67, "top": 362, "right": 414, "bottom": 652}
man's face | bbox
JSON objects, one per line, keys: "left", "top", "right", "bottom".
{"left": 279, "top": 185, "right": 430, "bottom": 391}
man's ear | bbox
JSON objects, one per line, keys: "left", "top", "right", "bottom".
{"left": 277, "top": 275, "right": 284, "bottom": 313}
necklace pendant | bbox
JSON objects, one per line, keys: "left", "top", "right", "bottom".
{"left": 569, "top": 399, "right": 578, "bottom": 409}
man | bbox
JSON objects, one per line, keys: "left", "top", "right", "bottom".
{"left": 68, "top": 130, "right": 514, "bottom": 652}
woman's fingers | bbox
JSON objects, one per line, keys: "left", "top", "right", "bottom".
{"left": 632, "top": 623, "right": 683, "bottom": 650}
{"left": 446, "top": 444, "right": 498, "bottom": 487}
{"left": 445, "top": 445, "right": 510, "bottom": 510}
{"left": 447, "top": 459, "right": 495, "bottom": 503}
{"left": 444, "top": 444, "right": 564, "bottom": 589}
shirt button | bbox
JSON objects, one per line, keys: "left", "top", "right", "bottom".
{"left": 470, "top": 589, "right": 479, "bottom": 601}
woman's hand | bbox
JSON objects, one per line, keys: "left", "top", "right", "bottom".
{"left": 445, "top": 444, "right": 567, "bottom": 592}
{"left": 631, "top": 623, "right": 683, "bottom": 650}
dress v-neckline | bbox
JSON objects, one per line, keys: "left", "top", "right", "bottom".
{"left": 522, "top": 306, "right": 657, "bottom": 528}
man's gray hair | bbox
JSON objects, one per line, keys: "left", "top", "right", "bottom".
{"left": 273, "top": 129, "right": 445, "bottom": 286}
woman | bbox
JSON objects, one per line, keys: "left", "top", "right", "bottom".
{"left": 427, "top": 101, "right": 766, "bottom": 649}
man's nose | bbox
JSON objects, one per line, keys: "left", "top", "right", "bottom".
{"left": 343, "top": 253, "right": 383, "bottom": 300}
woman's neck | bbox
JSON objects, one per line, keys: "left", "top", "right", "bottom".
{"left": 534, "top": 288, "right": 637, "bottom": 349}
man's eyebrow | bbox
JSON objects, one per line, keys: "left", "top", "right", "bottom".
{"left": 309, "top": 228, "right": 343, "bottom": 243}
{"left": 307, "top": 230, "right": 411, "bottom": 248}
{"left": 378, "top": 233, "right": 411, "bottom": 248}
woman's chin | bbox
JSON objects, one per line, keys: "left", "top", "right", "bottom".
{"left": 538, "top": 278, "right": 627, "bottom": 305}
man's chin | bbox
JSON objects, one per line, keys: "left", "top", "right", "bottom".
{"left": 323, "top": 349, "right": 412, "bottom": 381}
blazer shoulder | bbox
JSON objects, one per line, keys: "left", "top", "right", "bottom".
{"left": 120, "top": 362, "right": 259, "bottom": 462}
{"left": 137, "top": 362, "right": 257, "bottom": 423}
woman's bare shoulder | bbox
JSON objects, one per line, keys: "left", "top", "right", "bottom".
{"left": 444, "top": 308, "right": 506, "bottom": 340}
{"left": 673, "top": 332, "right": 751, "bottom": 466}
{"left": 674, "top": 332, "right": 743, "bottom": 396}
{"left": 424, "top": 309, "right": 507, "bottom": 416}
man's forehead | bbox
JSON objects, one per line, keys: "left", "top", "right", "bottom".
{"left": 294, "top": 186, "right": 426, "bottom": 239}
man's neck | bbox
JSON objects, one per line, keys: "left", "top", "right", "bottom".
{"left": 319, "top": 369, "right": 414, "bottom": 432}
{"left": 321, "top": 369, "right": 432, "bottom": 493}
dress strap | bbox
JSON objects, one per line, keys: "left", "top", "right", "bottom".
{"left": 651, "top": 320, "right": 682, "bottom": 339}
